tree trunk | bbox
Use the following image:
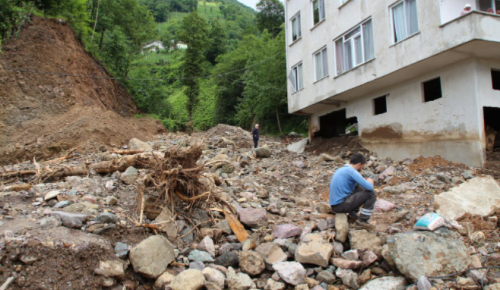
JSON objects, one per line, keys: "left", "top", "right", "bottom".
{"left": 276, "top": 106, "right": 283, "bottom": 136}
{"left": 91, "top": 0, "right": 100, "bottom": 42}
{"left": 99, "top": 28, "right": 106, "bottom": 50}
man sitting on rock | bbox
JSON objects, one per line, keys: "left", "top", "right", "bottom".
{"left": 329, "top": 152, "right": 377, "bottom": 230}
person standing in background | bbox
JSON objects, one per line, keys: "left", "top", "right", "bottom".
{"left": 252, "top": 124, "right": 260, "bottom": 149}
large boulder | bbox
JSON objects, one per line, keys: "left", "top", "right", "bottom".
{"left": 287, "top": 138, "right": 308, "bottom": 154}
{"left": 295, "top": 234, "right": 334, "bottom": 267}
{"left": 129, "top": 138, "right": 152, "bottom": 151}
{"left": 255, "top": 147, "right": 272, "bottom": 158}
{"left": 272, "top": 262, "right": 306, "bottom": 286}
{"left": 382, "top": 229, "right": 471, "bottom": 282}
{"left": 170, "top": 269, "right": 205, "bottom": 290}
{"left": 359, "top": 276, "right": 407, "bottom": 290}
{"left": 435, "top": 176, "right": 500, "bottom": 220}
{"left": 238, "top": 208, "right": 268, "bottom": 228}
{"left": 130, "top": 235, "right": 175, "bottom": 278}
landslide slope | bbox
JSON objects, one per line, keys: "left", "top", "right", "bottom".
{"left": 0, "top": 17, "right": 165, "bottom": 164}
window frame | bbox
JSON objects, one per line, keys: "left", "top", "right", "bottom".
{"left": 290, "top": 12, "right": 302, "bottom": 43}
{"left": 390, "top": 0, "right": 419, "bottom": 44}
{"left": 291, "top": 62, "right": 304, "bottom": 93}
{"left": 333, "top": 18, "right": 374, "bottom": 76}
{"left": 313, "top": 47, "right": 329, "bottom": 82}
{"left": 312, "top": 0, "right": 326, "bottom": 26}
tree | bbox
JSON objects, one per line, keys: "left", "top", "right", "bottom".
{"left": 205, "top": 19, "right": 227, "bottom": 64}
{"left": 256, "top": 0, "right": 284, "bottom": 37}
{"left": 178, "top": 11, "right": 208, "bottom": 121}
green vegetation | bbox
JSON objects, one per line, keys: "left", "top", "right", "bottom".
{"left": 1, "top": 0, "right": 307, "bottom": 135}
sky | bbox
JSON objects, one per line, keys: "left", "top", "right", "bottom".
{"left": 237, "top": 0, "right": 259, "bottom": 10}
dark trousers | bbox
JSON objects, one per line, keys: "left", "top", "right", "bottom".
{"left": 331, "top": 189, "right": 377, "bottom": 221}
{"left": 253, "top": 139, "right": 259, "bottom": 148}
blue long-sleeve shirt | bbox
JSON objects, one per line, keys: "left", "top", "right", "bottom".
{"left": 329, "top": 165, "right": 374, "bottom": 205}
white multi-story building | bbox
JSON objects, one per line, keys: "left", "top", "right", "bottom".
{"left": 285, "top": 0, "right": 500, "bottom": 167}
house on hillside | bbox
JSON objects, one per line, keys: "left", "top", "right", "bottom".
{"left": 142, "top": 41, "right": 165, "bottom": 54}
{"left": 174, "top": 41, "right": 188, "bottom": 50}
{"left": 285, "top": 0, "right": 500, "bottom": 167}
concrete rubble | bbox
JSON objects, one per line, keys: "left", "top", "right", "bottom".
{"left": 0, "top": 124, "right": 498, "bottom": 289}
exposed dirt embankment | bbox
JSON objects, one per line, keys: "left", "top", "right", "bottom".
{"left": 0, "top": 17, "right": 165, "bottom": 164}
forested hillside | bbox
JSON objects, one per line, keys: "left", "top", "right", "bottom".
{"left": 0, "top": 0, "right": 306, "bottom": 134}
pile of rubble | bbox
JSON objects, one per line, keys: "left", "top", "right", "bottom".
{"left": 0, "top": 124, "right": 499, "bottom": 290}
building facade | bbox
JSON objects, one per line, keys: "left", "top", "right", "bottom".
{"left": 285, "top": 0, "right": 500, "bottom": 167}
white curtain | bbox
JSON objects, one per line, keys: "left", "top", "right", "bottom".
{"left": 392, "top": 2, "right": 407, "bottom": 42}
{"left": 363, "top": 20, "right": 374, "bottom": 61}
{"left": 315, "top": 52, "right": 322, "bottom": 80}
{"left": 406, "top": 0, "right": 418, "bottom": 35}
{"left": 335, "top": 39, "right": 344, "bottom": 74}
{"left": 297, "top": 64, "right": 303, "bottom": 90}
{"left": 322, "top": 49, "right": 329, "bottom": 77}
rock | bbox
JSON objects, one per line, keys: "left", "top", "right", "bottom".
{"left": 87, "top": 223, "right": 116, "bottom": 234}
{"left": 82, "top": 194, "right": 97, "bottom": 204}
{"left": 335, "top": 214, "right": 349, "bottom": 243}
{"left": 39, "top": 216, "right": 61, "bottom": 229}
{"left": 255, "top": 147, "right": 272, "bottom": 158}
{"left": 485, "top": 284, "right": 500, "bottom": 290}
{"left": 273, "top": 224, "right": 302, "bottom": 239}
{"left": 202, "top": 267, "right": 225, "bottom": 289}
{"left": 189, "top": 261, "right": 205, "bottom": 271}
{"left": 94, "top": 260, "right": 125, "bottom": 279}
{"left": 44, "top": 190, "right": 60, "bottom": 201}
{"left": 20, "top": 255, "right": 37, "bottom": 264}
{"left": 272, "top": 262, "right": 306, "bottom": 286}
{"left": 154, "top": 207, "right": 178, "bottom": 241}
{"left": 360, "top": 251, "right": 378, "bottom": 267}
{"left": 64, "top": 202, "right": 99, "bottom": 215}
{"left": 215, "top": 220, "right": 233, "bottom": 235}
{"left": 50, "top": 211, "right": 88, "bottom": 228}
{"left": 470, "top": 231, "right": 486, "bottom": 246}
{"left": 357, "top": 269, "right": 371, "bottom": 285}
{"left": 417, "top": 276, "right": 432, "bottom": 290}
{"left": 295, "top": 234, "right": 334, "bottom": 267}
{"left": 115, "top": 242, "right": 128, "bottom": 259}
{"left": 105, "top": 196, "right": 118, "bottom": 205}
{"left": 359, "top": 276, "right": 407, "bottom": 290}
{"left": 382, "top": 184, "right": 409, "bottom": 195}
{"left": 154, "top": 272, "right": 175, "bottom": 290}
{"left": 238, "top": 208, "right": 268, "bottom": 228}
{"left": 239, "top": 251, "right": 265, "bottom": 276}
{"left": 129, "top": 138, "right": 152, "bottom": 151}
{"left": 349, "top": 230, "right": 384, "bottom": 256}
{"left": 255, "top": 243, "right": 287, "bottom": 267}
{"left": 316, "top": 202, "right": 331, "bottom": 214}
{"left": 188, "top": 250, "right": 214, "bottom": 263}
{"left": 120, "top": 166, "right": 139, "bottom": 185}
{"left": 335, "top": 268, "right": 359, "bottom": 289}
{"left": 382, "top": 229, "right": 471, "bottom": 282}
{"left": 198, "top": 236, "right": 216, "bottom": 257}
{"left": 435, "top": 176, "right": 500, "bottom": 220}
{"left": 215, "top": 251, "right": 239, "bottom": 268}
{"left": 331, "top": 258, "right": 362, "bottom": 269}
{"left": 295, "top": 285, "right": 309, "bottom": 290}
{"left": 316, "top": 271, "right": 336, "bottom": 284}
{"left": 227, "top": 267, "right": 255, "bottom": 290}
{"left": 100, "top": 277, "right": 115, "bottom": 287}
{"left": 319, "top": 153, "right": 335, "bottom": 162}
{"left": 287, "top": 139, "right": 308, "bottom": 154}
{"left": 205, "top": 281, "right": 222, "bottom": 290}
{"left": 130, "top": 235, "right": 175, "bottom": 278}
{"left": 170, "top": 269, "right": 205, "bottom": 290}
{"left": 264, "top": 278, "right": 286, "bottom": 290}
{"left": 93, "top": 212, "right": 118, "bottom": 224}
{"left": 341, "top": 250, "right": 359, "bottom": 261}
{"left": 53, "top": 200, "right": 70, "bottom": 208}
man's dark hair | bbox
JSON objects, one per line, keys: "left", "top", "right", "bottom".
{"left": 350, "top": 153, "right": 367, "bottom": 165}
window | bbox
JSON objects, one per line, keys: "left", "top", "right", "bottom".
{"left": 492, "top": 70, "right": 500, "bottom": 90}
{"left": 290, "top": 63, "right": 304, "bottom": 92}
{"left": 314, "top": 47, "right": 328, "bottom": 81}
{"left": 340, "top": 0, "right": 350, "bottom": 4}
{"left": 334, "top": 19, "right": 374, "bottom": 75}
{"left": 291, "top": 13, "right": 301, "bottom": 42}
{"left": 312, "top": 0, "right": 325, "bottom": 25}
{"left": 391, "top": 0, "right": 419, "bottom": 43}
{"left": 423, "top": 78, "right": 442, "bottom": 102}
{"left": 374, "top": 96, "right": 387, "bottom": 115}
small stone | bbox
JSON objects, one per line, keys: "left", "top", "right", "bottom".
{"left": 264, "top": 278, "right": 286, "bottom": 290}
{"left": 255, "top": 243, "right": 287, "bottom": 268}
{"left": 331, "top": 258, "right": 362, "bottom": 269}
{"left": 335, "top": 268, "right": 359, "bottom": 289}
{"left": 198, "top": 236, "right": 216, "bottom": 257}
{"left": 202, "top": 267, "right": 225, "bottom": 289}
{"left": 238, "top": 208, "right": 268, "bottom": 228}
{"left": 94, "top": 260, "right": 125, "bottom": 279}
{"left": 105, "top": 196, "right": 118, "bottom": 205}
{"left": 188, "top": 250, "right": 214, "bottom": 263}
{"left": 215, "top": 220, "right": 233, "bottom": 235}
{"left": 239, "top": 251, "right": 265, "bottom": 276}
{"left": 44, "top": 190, "right": 60, "bottom": 201}
{"left": 50, "top": 211, "right": 88, "bottom": 228}
{"left": 470, "top": 231, "right": 486, "bottom": 246}
{"left": 357, "top": 269, "right": 371, "bottom": 285}
{"left": 273, "top": 262, "right": 307, "bottom": 286}
{"left": 154, "top": 271, "right": 175, "bottom": 289}
{"left": 341, "top": 250, "right": 359, "bottom": 261}
{"left": 359, "top": 276, "right": 407, "bottom": 290}
{"left": 93, "top": 212, "right": 118, "bottom": 224}
{"left": 120, "top": 166, "right": 139, "bottom": 185}
{"left": 130, "top": 235, "right": 175, "bottom": 278}
{"left": 215, "top": 251, "right": 239, "bottom": 268}
{"left": 316, "top": 271, "right": 336, "bottom": 284}
{"left": 170, "top": 269, "right": 206, "bottom": 290}
{"left": 295, "top": 234, "right": 334, "bottom": 267}
{"left": 316, "top": 202, "right": 332, "bottom": 214}
{"left": 273, "top": 224, "right": 302, "bottom": 239}
{"left": 189, "top": 261, "right": 205, "bottom": 271}
{"left": 39, "top": 217, "right": 61, "bottom": 229}
{"left": 53, "top": 200, "right": 70, "bottom": 208}
{"left": 227, "top": 267, "right": 255, "bottom": 290}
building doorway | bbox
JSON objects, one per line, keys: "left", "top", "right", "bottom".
{"left": 484, "top": 107, "right": 500, "bottom": 151}
{"left": 317, "top": 109, "right": 358, "bottom": 138}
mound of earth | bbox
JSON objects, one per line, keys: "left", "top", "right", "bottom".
{"left": 0, "top": 17, "right": 164, "bottom": 164}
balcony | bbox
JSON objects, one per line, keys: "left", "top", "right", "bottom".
{"left": 440, "top": 0, "right": 500, "bottom": 24}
